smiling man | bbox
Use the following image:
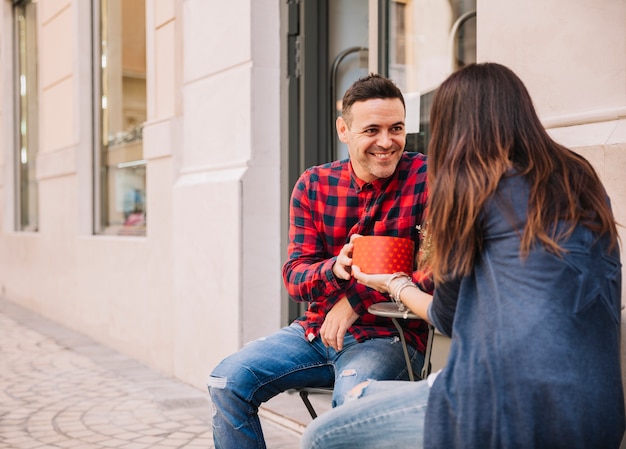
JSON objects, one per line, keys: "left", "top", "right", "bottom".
{"left": 207, "top": 74, "right": 431, "bottom": 449}
{"left": 337, "top": 95, "right": 407, "bottom": 181}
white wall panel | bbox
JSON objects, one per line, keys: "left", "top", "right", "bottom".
{"left": 479, "top": 0, "right": 626, "bottom": 119}
{"left": 40, "top": 78, "right": 75, "bottom": 153}
{"left": 183, "top": 66, "right": 252, "bottom": 168}
{"left": 172, "top": 169, "right": 243, "bottom": 387}
{"left": 183, "top": 0, "right": 251, "bottom": 82}
{"left": 39, "top": 6, "right": 73, "bottom": 88}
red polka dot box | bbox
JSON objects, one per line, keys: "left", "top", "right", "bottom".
{"left": 352, "top": 236, "right": 415, "bottom": 274}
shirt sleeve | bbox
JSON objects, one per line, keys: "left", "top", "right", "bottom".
{"left": 282, "top": 172, "right": 346, "bottom": 302}
{"left": 429, "top": 277, "right": 462, "bottom": 337}
{"left": 413, "top": 269, "right": 434, "bottom": 295}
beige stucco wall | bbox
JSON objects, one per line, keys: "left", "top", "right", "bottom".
{"left": 170, "top": 0, "right": 282, "bottom": 387}
{"left": 0, "top": 0, "right": 283, "bottom": 391}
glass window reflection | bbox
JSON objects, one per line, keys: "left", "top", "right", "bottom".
{"left": 387, "top": 0, "right": 476, "bottom": 153}
{"left": 14, "top": 0, "right": 39, "bottom": 232}
{"left": 95, "top": 0, "right": 147, "bottom": 236}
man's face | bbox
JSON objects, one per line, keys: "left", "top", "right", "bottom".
{"left": 337, "top": 98, "right": 406, "bottom": 183}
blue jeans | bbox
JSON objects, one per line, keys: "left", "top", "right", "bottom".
{"left": 207, "top": 322, "right": 424, "bottom": 449}
{"left": 301, "top": 379, "right": 431, "bottom": 449}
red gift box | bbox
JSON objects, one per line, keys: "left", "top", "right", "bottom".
{"left": 352, "top": 236, "right": 415, "bottom": 274}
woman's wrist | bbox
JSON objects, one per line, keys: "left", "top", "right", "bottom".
{"left": 394, "top": 279, "right": 416, "bottom": 303}
{"left": 385, "top": 272, "right": 410, "bottom": 295}
{"left": 387, "top": 272, "right": 416, "bottom": 309}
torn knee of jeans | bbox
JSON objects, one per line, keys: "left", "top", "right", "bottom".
{"left": 206, "top": 376, "right": 226, "bottom": 418}
{"left": 207, "top": 375, "right": 227, "bottom": 389}
{"left": 339, "top": 368, "right": 357, "bottom": 378}
{"left": 345, "top": 380, "right": 372, "bottom": 402}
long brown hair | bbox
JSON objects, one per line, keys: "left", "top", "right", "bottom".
{"left": 426, "top": 62, "right": 618, "bottom": 283}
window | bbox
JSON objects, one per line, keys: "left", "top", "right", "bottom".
{"left": 94, "top": 0, "right": 147, "bottom": 236}
{"left": 14, "top": 0, "right": 39, "bottom": 232}
{"left": 387, "top": 0, "right": 476, "bottom": 153}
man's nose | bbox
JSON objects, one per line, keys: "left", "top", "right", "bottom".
{"left": 376, "top": 131, "right": 393, "bottom": 148}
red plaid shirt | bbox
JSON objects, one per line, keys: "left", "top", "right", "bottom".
{"left": 282, "top": 152, "right": 432, "bottom": 352}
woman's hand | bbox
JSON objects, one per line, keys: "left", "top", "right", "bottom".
{"left": 351, "top": 265, "right": 394, "bottom": 294}
{"left": 355, "top": 265, "right": 433, "bottom": 323}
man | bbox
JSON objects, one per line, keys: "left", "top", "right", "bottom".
{"left": 207, "top": 74, "right": 430, "bottom": 449}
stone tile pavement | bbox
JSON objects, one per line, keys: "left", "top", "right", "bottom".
{"left": 0, "top": 297, "right": 330, "bottom": 449}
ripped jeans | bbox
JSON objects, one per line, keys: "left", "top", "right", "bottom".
{"left": 207, "top": 322, "right": 424, "bottom": 449}
{"left": 301, "top": 379, "right": 431, "bottom": 449}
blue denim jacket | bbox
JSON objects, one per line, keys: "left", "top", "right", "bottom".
{"left": 425, "top": 174, "right": 625, "bottom": 448}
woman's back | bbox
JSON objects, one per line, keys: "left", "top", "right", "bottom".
{"left": 425, "top": 174, "right": 624, "bottom": 449}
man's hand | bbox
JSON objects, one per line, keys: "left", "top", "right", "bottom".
{"left": 320, "top": 296, "right": 359, "bottom": 351}
{"left": 332, "top": 243, "right": 353, "bottom": 280}
{"left": 332, "top": 234, "right": 361, "bottom": 280}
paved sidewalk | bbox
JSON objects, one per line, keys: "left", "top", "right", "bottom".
{"left": 0, "top": 297, "right": 327, "bottom": 449}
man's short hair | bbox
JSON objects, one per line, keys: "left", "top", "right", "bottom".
{"left": 341, "top": 74, "right": 405, "bottom": 125}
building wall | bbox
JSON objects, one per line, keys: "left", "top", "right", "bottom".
{"left": 0, "top": 0, "right": 624, "bottom": 393}
{"left": 0, "top": 0, "right": 283, "bottom": 391}
{"left": 170, "top": 0, "right": 282, "bottom": 387}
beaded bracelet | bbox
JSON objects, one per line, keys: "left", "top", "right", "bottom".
{"left": 392, "top": 278, "right": 417, "bottom": 305}
{"left": 385, "top": 272, "right": 410, "bottom": 296}
{"left": 386, "top": 273, "right": 413, "bottom": 311}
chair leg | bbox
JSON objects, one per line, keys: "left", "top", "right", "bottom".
{"left": 298, "top": 389, "right": 318, "bottom": 419}
{"left": 392, "top": 319, "right": 435, "bottom": 381}
{"left": 391, "top": 317, "right": 415, "bottom": 381}
{"left": 420, "top": 324, "right": 435, "bottom": 379}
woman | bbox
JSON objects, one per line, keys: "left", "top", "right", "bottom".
{"left": 300, "top": 62, "right": 624, "bottom": 449}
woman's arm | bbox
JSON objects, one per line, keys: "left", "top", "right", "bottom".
{"left": 351, "top": 265, "right": 433, "bottom": 323}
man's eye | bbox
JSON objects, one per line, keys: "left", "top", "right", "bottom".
{"left": 391, "top": 126, "right": 405, "bottom": 134}
{"left": 363, "top": 129, "right": 377, "bottom": 135}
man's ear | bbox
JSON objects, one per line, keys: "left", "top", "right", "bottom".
{"left": 336, "top": 116, "right": 349, "bottom": 143}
